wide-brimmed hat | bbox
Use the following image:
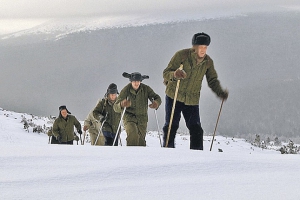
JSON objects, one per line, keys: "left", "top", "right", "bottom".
{"left": 122, "top": 72, "right": 149, "bottom": 82}
{"left": 59, "top": 105, "right": 71, "bottom": 114}
{"left": 192, "top": 32, "right": 211, "bottom": 46}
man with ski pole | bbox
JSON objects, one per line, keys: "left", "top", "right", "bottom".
{"left": 52, "top": 105, "right": 82, "bottom": 145}
{"left": 92, "top": 83, "right": 121, "bottom": 146}
{"left": 84, "top": 103, "right": 105, "bottom": 146}
{"left": 162, "top": 32, "right": 228, "bottom": 150}
{"left": 113, "top": 72, "right": 162, "bottom": 146}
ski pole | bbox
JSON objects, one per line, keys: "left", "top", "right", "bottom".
{"left": 82, "top": 131, "right": 86, "bottom": 145}
{"left": 79, "top": 134, "right": 82, "bottom": 145}
{"left": 210, "top": 99, "right": 225, "bottom": 151}
{"left": 119, "top": 120, "right": 126, "bottom": 146}
{"left": 154, "top": 109, "right": 162, "bottom": 147}
{"left": 95, "top": 113, "right": 108, "bottom": 146}
{"left": 74, "top": 132, "right": 78, "bottom": 145}
{"left": 152, "top": 98, "right": 162, "bottom": 147}
{"left": 113, "top": 107, "right": 126, "bottom": 146}
{"left": 48, "top": 136, "right": 51, "bottom": 144}
{"left": 165, "top": 64, "right": 183, "bottom": 147}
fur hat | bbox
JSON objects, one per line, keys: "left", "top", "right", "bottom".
{"left": 107, "top": 83, "right": 119, "bottom": 94}
{"left": 122, "top": 72, "right": 149, "bottom": 82}
{"left": 192, "top": 32, "right": 211, "bottom": 46}
{"left": 59, "top": 105, "right": 71, "bottom": 114}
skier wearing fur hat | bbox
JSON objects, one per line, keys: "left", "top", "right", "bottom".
{"left": 163, "top": 32, "right": 228, "bottom": 150}
{"left": 113, "top": 72, "right": 162, "bottom": 146}
{"left": 92, "top": 83, "right": 121, "bottom": 146}
{"left": 52, "top": 105, "right": 82, "bottom": 145}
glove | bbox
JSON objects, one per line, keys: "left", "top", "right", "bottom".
{"left": 120, "top": 99, "right": 131, "bottom": 108}
{"left": 56, "top": 135, "right": 62, "bottom": 143}
{"left": 78, "top": 129, "right": 83, "bottom": 135}
{"left": 83, "top": 125, "right": 88, "bottom": 131}
{"left": 174, "top": 69, "right": 187, "bottom": 79}
{"left": 149, "top": 100, "right": 159, "bottom": 109}
{"left": 74, "top": 135, "right": 79, "bottom": 141}
{"left": 219, "top": 89, "right": 229, "bottom": 100}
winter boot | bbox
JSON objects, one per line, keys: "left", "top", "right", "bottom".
{"left": 162, "top": 125, "right": 178, "bottom": 148}
{"left": 189, "top": 124, "right": 203, "bottom": 150}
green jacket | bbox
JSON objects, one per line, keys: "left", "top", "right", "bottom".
{"left": 52, "top": 115, "right": 81, "bottom": 142}
{"left": 84, "top": 109, "right": 101, "bottom": 135}
{"left": 93, "top": 98, "right": 121, "bottom": 134}
{"left": 163, "top": 48, "right": 225, "bottom": 105}
{"left": 114, "top": 83, "right": 162, "bottom": 124}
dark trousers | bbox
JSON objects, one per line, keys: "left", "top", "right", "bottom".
{"left": 163, "top": 95, "right": 203, "bottom": 150}
{"left": 103, "top": 131, "right": 118, "bottom": 146}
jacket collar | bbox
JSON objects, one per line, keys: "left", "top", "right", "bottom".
{"left": 129, "top": 83, "right": 143, "bottom": 95}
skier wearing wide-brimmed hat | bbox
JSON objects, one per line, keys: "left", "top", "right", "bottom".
{"left": 92, "top": 83, "right": 121, "bottom": 146}
{"left": 113, "top": 72, "right": 162, "bottom": 146}
{"left": 163, "top": 32, "right": 229, "bottom": 150}
{"left": 52, "top": 105, "right": 82, "bottom": 145}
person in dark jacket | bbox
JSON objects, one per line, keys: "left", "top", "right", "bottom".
{"left": 92, "top": 83, "right": 121, "bottom": 146}
{"left": 162, "top": 32, "right": 228, "bottom": 150}
{"left": 52, "top": 105, "right": 82, "bottom": 145}
{"left": 114, "top": 72, "right": 162, "bottom": 146}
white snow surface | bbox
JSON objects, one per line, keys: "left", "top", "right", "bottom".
{"left": 1, "top": 14, "right": 241, "bottom": 40}
{"left": 1, "top": 108, "right": 299, "bottom": 200}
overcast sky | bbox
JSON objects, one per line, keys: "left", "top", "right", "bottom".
{"left": 0, "top": 0, "right": 299, "bottom": 34}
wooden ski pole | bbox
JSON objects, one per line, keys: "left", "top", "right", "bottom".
{"left": 210, "top": 99, "right": 225, "bottom": 151}
{"left": 165, "top": 64, "right": 183, "bottom": 147}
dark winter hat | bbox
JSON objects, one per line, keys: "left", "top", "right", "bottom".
{"left": 192, "top": 32, "right": 211, "bottom": 46}
{"left": 107, "top": 83, "right": 119, "bottom": 94}
{"left": 122, "top": 72, "right": 149, "bottom": 82}
{"left": 59, "top": 105, "right": 71, "bottom": 114}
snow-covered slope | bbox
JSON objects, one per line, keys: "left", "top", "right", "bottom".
{"left": 1, "top": 0, "right": 298, "bottom": 38}
{"left": 0, "top": 107, "right": 280, "bottom": 153}
{"left": 2, "top": 1, "right": 295, "bottom": 41}
{"left": 1, "top": 14, "right": 243, "bottom": 41}
{"left": 1, "top": 108, "right": 300, "bottom": 200}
